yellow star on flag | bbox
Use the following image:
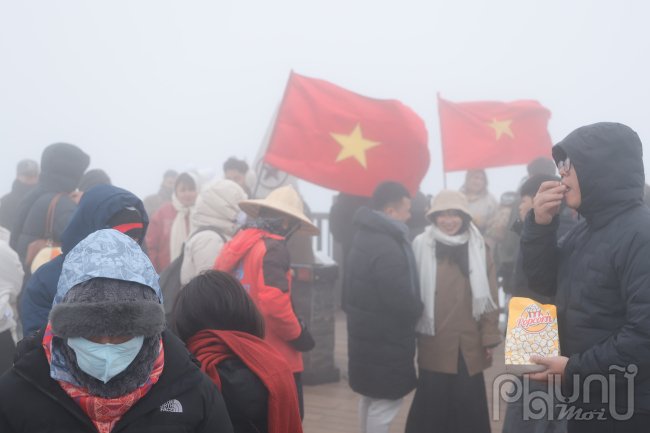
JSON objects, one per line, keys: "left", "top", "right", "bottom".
{"left": 330, "top": 123, "right": 381, "bottom": 169}
{"left": 487, "top": 118, "right": 514, "bottom": 140}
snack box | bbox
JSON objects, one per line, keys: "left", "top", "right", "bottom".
{"left": 504, "top": 297, "right": 560, "bottom": 374}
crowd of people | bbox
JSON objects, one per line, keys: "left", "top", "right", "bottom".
{"left": 1, "top": 121, "right": 650, "bottom": 433}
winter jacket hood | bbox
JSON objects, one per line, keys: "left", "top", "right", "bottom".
{"left": 54, "top": 229, "right": 162, "bottom": 307}
{"left": 9, "top": 143, "right": 90, "bottom": 256}
{"left": 552, "top": 122, "right": 644, "bottom": 229}
{"left": 215, "top": 227, "right": 282, "bottom": 272}
{"left": 21, "top": 185, "right": 149, "bottom": 336}
{"left": 60, "top": 184, "right": 149, "bottom": 254}
{"left": 190, "top": 179, "right": 246, "bottom": 237}
{"left": 39, "top": 142, "right": 91, "bottom": 194}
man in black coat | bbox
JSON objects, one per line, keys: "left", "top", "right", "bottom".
{"left": 521, "top": 123, "right": 650, "bottom": 432}
{"left": 10, "top": 143, "right": 90, "bottom": 265}
{"left": 345, "top": 181, "right": 424, "bottom": 433}
{"left": 0, "top": 159, "right": 39, "bottom": 231}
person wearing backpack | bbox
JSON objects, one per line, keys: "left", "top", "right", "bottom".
{"left": 180, "top": 179, "right": 247, "bottom": 285}
{"left": 214, "top": 185, "right": 319, "bottom": 420}
{"left": 9, "top": 143, "right": 90, "bottom": 275}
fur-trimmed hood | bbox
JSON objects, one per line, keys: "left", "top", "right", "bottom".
{"left": 53, "top": 229, "right": 162, "bottom": 306}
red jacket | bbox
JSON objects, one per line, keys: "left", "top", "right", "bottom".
{"left": 214, "top": 228, "right": 303, "bottom": 372}
{"left": 145, "top": 202, "right": 177, "bottom": 272}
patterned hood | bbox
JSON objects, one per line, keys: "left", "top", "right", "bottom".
{"left": 54, "top": 229, "right": 162, "bottom": 306}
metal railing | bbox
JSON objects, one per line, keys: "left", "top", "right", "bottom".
{"left": 311, "top": 212, "right": 333, "bottom": 257}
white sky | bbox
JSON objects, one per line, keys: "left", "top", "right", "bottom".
{"left": 2, "top": 1, "right": 649, "bottom": 212}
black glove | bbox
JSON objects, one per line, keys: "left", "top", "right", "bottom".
{"left": 288, "top": 319, "right": 315, "bottom": 352}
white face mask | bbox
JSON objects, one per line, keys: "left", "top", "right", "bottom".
{"left": 67, "top": 336, "right": 145, "bottom": 383}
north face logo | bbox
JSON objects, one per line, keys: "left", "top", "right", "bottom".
{"left": 160, "top": 399, "right": 183, "bottom": 413}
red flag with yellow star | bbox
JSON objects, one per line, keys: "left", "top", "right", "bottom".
{"left": 438, "top": 95, "right": 553, "bottom": 172}
{"left": 263, "top": 72, "right": 429, "bottom": 196}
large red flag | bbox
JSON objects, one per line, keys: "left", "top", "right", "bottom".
{"left": 438, "top": 96, "right": 552, "bottom": 172}
{"left": 263, "top": 72, "right": 429, "bottom": 196}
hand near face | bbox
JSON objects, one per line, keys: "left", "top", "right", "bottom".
{"left": 533, "top": 181, "right": 565, "bottom": 225}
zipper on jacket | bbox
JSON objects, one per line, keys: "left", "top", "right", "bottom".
{"left": 13, "top": 368, "right": 98, "bottom": 432}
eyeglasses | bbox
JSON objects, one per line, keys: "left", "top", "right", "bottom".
{"left": 557, "top": 157, "right": 571, "bottom": 173}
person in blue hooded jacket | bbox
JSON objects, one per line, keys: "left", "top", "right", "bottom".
{"left": 0, "top": 229, "right": 232, "bottom": 433}
{"left": 21, "top": 183, "right": 148, "bottom": 336}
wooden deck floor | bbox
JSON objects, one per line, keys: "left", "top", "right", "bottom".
{"left": 302, "top": 311, "right": 508, "bottom": 433}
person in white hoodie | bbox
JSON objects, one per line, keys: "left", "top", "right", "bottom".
{"left": 180, "top": 179, "right": 247, "bottom": 285}
{"left": 0, "top": 227, "right": 24, "bottom": 375}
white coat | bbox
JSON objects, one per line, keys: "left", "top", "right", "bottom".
{"left": 180, "top": 179, "right": 247, "bottom": 284}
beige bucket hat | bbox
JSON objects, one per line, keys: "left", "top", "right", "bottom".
{"left": 238, "top": 185, "right": 320, "bottom": 236}
{"left": 425, "top": 189, "right": 472, "bottom": 223}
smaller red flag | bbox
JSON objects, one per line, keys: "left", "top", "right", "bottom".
{"left": 438, "top": 96, "right": 553, "bottom": 172}
{"left": 263, "top": 72, "right": 429, "bottom": 196}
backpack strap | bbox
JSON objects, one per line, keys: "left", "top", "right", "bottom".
{"left": 188, "top": 226, "right": 228, "bottom": 243}
{"left": 45, "top": 193, "right": 65, "bottom": 239}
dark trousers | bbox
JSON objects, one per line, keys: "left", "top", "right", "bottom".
{"left": 294, "top": 372, "right": 304, "bottom": 420}
{"left": 0, "top": 329, "right": 15, "bottom": 377}
{"left": 406, "top": 351, "right": 490, "bottom": 433}
{"left": 568, "top": 413, "right": 650, "bottom": 433}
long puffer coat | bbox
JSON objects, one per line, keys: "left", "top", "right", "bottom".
{"left": 9, "top": 143, "right": 90, "bottom": 263}
{"left": 521, "top": 122, "right": 650, "bottom": 415}
{"left": 0, "top": 328, "right": 233, "bottom": 433}
{"left": 180, "top": 179, "right": 246, "bottom": 285}
{"left": 345, "top": 207, "right": 424, "bottom": 400}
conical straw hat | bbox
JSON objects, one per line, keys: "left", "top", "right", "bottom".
{"left": 238, "top": 185, "right": 320, "bottom": 236}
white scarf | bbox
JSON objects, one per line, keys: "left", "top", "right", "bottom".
{"left": 169, "top": 173, "right": 201, "bottom": 263}
{"left": 169, "top": 194, "right": 192, "bottom": 263}
{"left": 412, "top": 223, "right": 497, "bottom": 336}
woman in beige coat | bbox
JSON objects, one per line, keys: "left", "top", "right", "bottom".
{"left": 406, "top": 190, "right": 501, "bottom": 433}
{"left": 180, "top": 179, "right": 247, "bottom": 285}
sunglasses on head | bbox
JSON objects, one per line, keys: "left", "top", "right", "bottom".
{"left": 557, "top": 157, "right": 571, "bottom": 173}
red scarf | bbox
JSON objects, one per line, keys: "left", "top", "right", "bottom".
{"left": 187, "top": 329, "right": 303, "bottom": 433}
{"left": 43, "top": 323, "right": 165, "bottom": 433}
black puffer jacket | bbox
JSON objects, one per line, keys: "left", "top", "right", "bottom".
{"left": 0, "top": 328, "right": 234, "bottom": 433}
{"left": 9, "top": 143, "right": 90, "bottom": 263}
{"left": 345, "top": 207, "right": 424, "bottom": 400}
{"left": 0, "top": 179, "right": 36, "bottom": 231}
{"left": 217, "top": 358, "right": 269, "bottom": 433}
{"left": 521, "top": 122, "right": 650, "bottom": 414}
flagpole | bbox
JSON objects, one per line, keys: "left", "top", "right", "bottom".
{"left": 438, "top": 92, "right": 448, "bottom": 190}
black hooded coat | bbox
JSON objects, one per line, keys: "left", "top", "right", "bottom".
{"left": 0, "top": 327, "right": 233, "bottom": 433}
{"left": 21, "top": 184, "right": 149, "bottom": 336}
{"left": 345, "top": 207, "right": 424, "bottom": 400}
{"left": 520, "top": 122, "right": 650, "bottom": 415}
{"left": 9, "top": 143, "right": 90, "bottom": 262}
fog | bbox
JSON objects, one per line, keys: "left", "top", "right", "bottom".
{"left": 2, "top": 1, "right": 649, "bottom": 211}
